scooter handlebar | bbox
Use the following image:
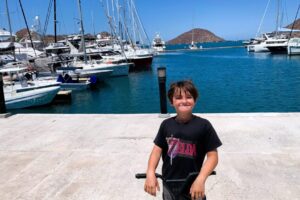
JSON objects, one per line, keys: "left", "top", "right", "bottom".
{"left": 135, "top": 171, "right": 215, "bottom": 180}
{"left": 135, "top": 173, "right": 164, "bottom": 180}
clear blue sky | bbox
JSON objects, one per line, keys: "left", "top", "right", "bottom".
{"left": 0, "top": 0, "right": 299, "bottom": 41}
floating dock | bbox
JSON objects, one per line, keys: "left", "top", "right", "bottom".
{"left": 53, "top": 90, "right": 72, "bottom": 103}
{"left": 0, "top": 113, "right": 299, "bottom": 199}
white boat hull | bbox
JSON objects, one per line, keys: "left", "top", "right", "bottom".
{"left": 68, "top": 69, "right": 113, "bottom": 79}
{"left": 189, "top": 46, "right": 198, "bottom": 50}
{"left": 288, "top": 46, "right": 300, "bottom": 55}
{"left": 72, "top": 62, "right": 130, "bottom": 77}
{"left": 5, "top": 86, "right": 60, "bottom": 109}
{"left": 254, "top": 46, "right": 269, "bottom": 52}
{"left": 265, "top": 38, "right": 288, "bottom": 53}
{"left": 287, "top": 38, "right": 300, "bottom": 55}
{"left": 247, "top": 44, "right": 269, "bottom": 52}
{"left": 247, "top": 45, "right": 255, "bottom": 52}
{"left": 152, "top": 46, "right": 165, "bottom": 52}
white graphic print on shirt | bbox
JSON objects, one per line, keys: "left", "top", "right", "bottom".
{"left": 166, "top": 135, "right": 197, "bottom": 165}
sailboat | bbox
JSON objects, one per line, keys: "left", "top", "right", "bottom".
{"left": 66, "top": 0, "right": 129, "bottom": 77}
{"left": 259, "top": 0, "right": 290, "bottom": 53}
{"left": 189, "top": 29, "right": 198, "bottom": 50}
{"left": 100, "top": 0, "right": 153, "bottom": 71}
{"left": 245, "top": 0, "right": 273, "bottom": 53}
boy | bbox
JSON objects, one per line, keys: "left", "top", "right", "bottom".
{"left": 144, "top": 80, "right": 222, "bottom": 200}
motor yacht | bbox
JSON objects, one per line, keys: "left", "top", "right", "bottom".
{"left": 152, "top": 33, "right": 166, "bottom": 53}
{"left": 1, "top": 66, "right": 60, "bottom": 109}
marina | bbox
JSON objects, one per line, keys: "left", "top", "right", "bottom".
{"left": 2, "top": 42, "right": 299, "bottom": 114}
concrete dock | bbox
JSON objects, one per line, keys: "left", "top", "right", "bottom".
{"left": 0, "top": 113, "right": 299, "bottom": 200}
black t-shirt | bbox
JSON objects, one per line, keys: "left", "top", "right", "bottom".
{"left": 154, "top": 115, "right": 222, "bottom": 180}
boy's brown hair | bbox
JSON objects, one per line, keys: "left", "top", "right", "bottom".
{"left": 167, "top": 80, "right": 199, "bottom": 104}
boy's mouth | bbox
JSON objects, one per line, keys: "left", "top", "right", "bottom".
{"left": 179, "top": 103, "right": 191, "bottom": 107}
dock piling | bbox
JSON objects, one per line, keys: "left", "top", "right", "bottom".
{"left": 0, "top": 73, "right": 7, "bottom": 114}
{"left": 157, "top": 67, "right": 169, "bottom": 117}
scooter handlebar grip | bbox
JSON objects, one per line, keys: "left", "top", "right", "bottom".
{"left": 135, "top": 173, "right": 147, "bottom": 179}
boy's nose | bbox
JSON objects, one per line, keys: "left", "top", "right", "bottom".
{"left": 182, "top": 97, "right": 188, "bottom": 102}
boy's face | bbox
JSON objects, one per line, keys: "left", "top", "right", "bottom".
{"left": 171, "top": 88, "right": 195, "bottom": 115}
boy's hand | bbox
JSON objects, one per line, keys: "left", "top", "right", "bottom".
{"left": 190, "top": 178, "right": 205, "bottom": 200}
{"left": 144, "top": 173, "right": 160, "bottom": 196}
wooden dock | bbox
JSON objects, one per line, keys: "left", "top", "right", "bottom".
{"left": 53, "top": 90, "right": 72, "bottom": 103}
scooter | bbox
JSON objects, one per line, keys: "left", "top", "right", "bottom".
{"left": 135, "top": 171, "right": 216, "bottom": 200}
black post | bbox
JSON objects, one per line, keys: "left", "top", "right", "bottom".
{"left": 0, "top": 73, "right": 7, "bottom": 114}
{"left": 157, "top": 67, "right": 167, "bottom": 114}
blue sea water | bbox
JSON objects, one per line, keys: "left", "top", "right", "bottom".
{"left": 14, "top": 41, "right": 300, "bottom": 114}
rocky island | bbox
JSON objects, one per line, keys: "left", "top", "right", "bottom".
{"left": 167, "top": 28, "right": 224, "bottom": 45}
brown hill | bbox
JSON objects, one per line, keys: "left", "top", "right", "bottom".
{"left": 15, "top": 28, "right": 99, "bottom": 44}
{"left": 286, "top": 18, "right": 300, "bottom": 30}
{"left": 285, "top": 18, "right": 300, "bottom": 37}
{"left": 167, "top": 28, "right": 224, "bottom": 44}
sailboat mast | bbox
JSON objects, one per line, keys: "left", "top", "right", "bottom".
{"left": 77, "top": 0, "right": 87, "bottom": 64}
{"left": 289, "top": 4, "right": 300, "bottom": 38}
{"left": 129, "top": 0, "right": 137, "bottom": 46}
{"left": 5, "top": 0, "right": 13, "bottom": 43}
{"left": 54, "top": 0, "right": 57, "bottom": 43}
{"left": 191, "top": 10, "right": 195, "bottom": 44}
{"left": 275, "top": 0, "right": 281, "bottom": 36}
{"left": 256, "top": 0, "right": 271, "bottom": 38}
{"left": 18, "top": 0, "right": 37, "bottom": 57}
{"left": 192, "top": 29, "right": 194, "bottom": 43}
{"left": 5, "top": 0, "right": 16, "bottom": 60}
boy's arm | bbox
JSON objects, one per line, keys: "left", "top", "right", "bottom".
{"left": 144, "top": 145, "right": 162, "bottom": 196}
{"left": 190, "top": 150, "right": 219, "bottom": 199}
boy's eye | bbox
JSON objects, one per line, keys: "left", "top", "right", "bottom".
{"left": 174, "top": 95, "right": 182, "bottom": 99}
